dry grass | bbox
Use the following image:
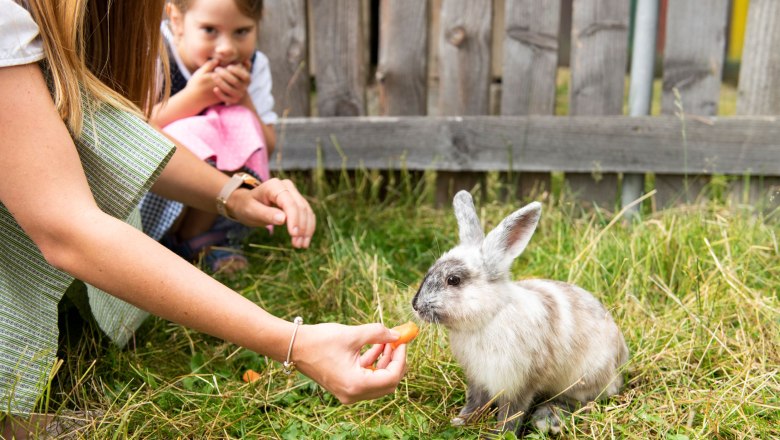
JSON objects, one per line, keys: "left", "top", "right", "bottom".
{"left": 42, "top": 172, "right": 779, "bottom": 439}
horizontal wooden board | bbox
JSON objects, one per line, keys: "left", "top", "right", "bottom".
{"left": 271, "top": 115, "right": 780, "bottom": 175}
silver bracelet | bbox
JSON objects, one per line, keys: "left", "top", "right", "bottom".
{"left": 282, "top": 317, "right": 303, "bottom": 375}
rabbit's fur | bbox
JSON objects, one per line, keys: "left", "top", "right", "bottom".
{"left": 412, "top": 191, "right": 628, "bottom": 435}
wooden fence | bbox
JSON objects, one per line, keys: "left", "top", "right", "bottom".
{"left": 257, "top": 0, "right": 780, "bottom": 208}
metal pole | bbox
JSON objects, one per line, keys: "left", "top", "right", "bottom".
{"left": 622, "top": 0, "right": 659, "bottom": 219}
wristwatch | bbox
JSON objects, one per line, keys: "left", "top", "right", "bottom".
{"left": 216, "top": 172, "right": 260, "bottom": 219}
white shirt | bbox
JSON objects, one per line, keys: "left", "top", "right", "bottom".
{"left": 0, "top": 0, "right": 45, "bottom": 66}
{"left": 161, "top": 22, "right": 278, "bottom": 125}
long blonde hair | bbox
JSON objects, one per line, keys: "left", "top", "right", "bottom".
{"left": 26, "top": 0, "right": 169, "bottom": 136}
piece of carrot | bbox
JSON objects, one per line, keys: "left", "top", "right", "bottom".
{"left": 242, "top": 369, "right": 261, "bottom": 383}
{"left": 390, "top": 321, "right": 419, "bottom": 349}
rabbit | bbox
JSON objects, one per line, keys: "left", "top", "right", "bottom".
{"left": 412, "top": 191, "right": 629, "bottom": 435}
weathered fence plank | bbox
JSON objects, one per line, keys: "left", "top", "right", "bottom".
{"left": 501, "top": 0, "right": 561, "bottom": 198}
{"left": 734, "top": 0, "right": 780, "bottom": 207}
{"left": 655, "top": 0, "right": 728, "bottom": 207}
{"left": 376, "top": 0, "right": 429, "bottom": 116}
{"left": 438, "top": 0, "right": 493, "bottom": 115}
{"left": 257, "top": 0, "right": 309, "bottom": 118}
{"left": 661, "top": 1, "right": 728, "bottom": 116}
{"left": 569, "top": 0, "right": 629, "bottom": 116}
{"left": 310, "top": 0, "right": 367, "bottom": 116}
{"left": 436, "top": 0, "right": 494, "bottom": 203}
{"left": 501, "top": 0, "right": 560, "bottom": 116}
{"left": 567, "top": 0, "right": 629, "bottom": 207}
{"left": 274, "top": 115, "right": 780, "bottom": 175}
{"left": 737, "top": 0, "right": 780, "bottom": 115}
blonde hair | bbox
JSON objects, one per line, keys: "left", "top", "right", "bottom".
{"left": 26, "top": 0, "right": 169, "bottom": 136}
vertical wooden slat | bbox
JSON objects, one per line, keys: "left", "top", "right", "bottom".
{"left": 502, "top": 0, "right": 560, "bottom": 115}
{"left": 501, "top": 0, "right": 561, "bottom": 199}
{"left": 435, "top": 0, "right": 493, "bottom": 205}
{"left": 492, "top": 0, "right": 506, "bottom": 83}
{"left": 310, "top": 0, "right": 367, "bottom": 116}
{"left": 257, "top": 0, "right": 310, "bottom": 118}
{"left": 655, "top": 0, "right": 728, "bottom": 207}
{"left": 566, "top": 0, "right": 629, "bottom": 207}
{"left": 569, "top": 1, "right": 628, "bottom": 116}
{"left": 733, "top": 0, "right": 780, "bottom": 207}
{"left": 661, "top": 2, "right": 727, "bottom": 116}
{"left": 429, "top": 0, "right": 442, "bottom": 110}
{"left": 374, "top": 0, "right": 428, "bottom": 197}
{"left": 737, "top": 1, "right": 780, "bottom": 115}
{"left": 438, "top": 0, "right": 493, "bottom": 116}
{"left": 376, "top": 0, "right": 429, "bottom": 116}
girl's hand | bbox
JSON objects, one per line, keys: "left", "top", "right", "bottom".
{"left": 293, "top": 323, "right": 408, "bottom": 404}
{"left": 226, "top": 177, "right": 315, "bottom": 249}
{"left": 183, "top": 58, "right": 222, "bottom": 110}
{"left": 213, "top": 61, "right": 251, "bottom": 105}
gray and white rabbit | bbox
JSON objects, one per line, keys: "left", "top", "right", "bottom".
{"left": 412, "top": 191, "right": 628, "bottom": 435}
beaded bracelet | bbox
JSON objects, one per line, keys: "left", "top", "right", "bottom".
{"left": 282, "top": 317, "right": 303, "bottom": 375}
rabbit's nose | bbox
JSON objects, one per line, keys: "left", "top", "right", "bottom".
{"left": 412, "top": 284, "right": 426, "bottom": 311}
{"left": 412, "top": 273, "right": 430, "bottom": 311}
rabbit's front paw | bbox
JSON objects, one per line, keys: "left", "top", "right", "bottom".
{"left": 530, "top": 403, "right": 563, "bottom": 435}
{"left": 450, "top": 416, "right": 466, "bottom": 426}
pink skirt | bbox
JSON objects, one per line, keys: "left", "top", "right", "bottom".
{"left": 162, "top": 104, "right": 270, "bottom": 181}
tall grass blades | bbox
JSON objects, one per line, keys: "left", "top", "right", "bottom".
{"left": 47, "top": 172, "right": 779, "bottom": 439}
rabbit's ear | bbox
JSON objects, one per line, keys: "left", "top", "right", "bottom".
{"left": 453, "top": 190, "right": 484, "bottom": 246}
{"left": 481, "top": 202, "right": 542, "bottom": 277}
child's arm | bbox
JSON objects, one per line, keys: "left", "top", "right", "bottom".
{"left": 150, "top": 59, "right": 222, "bottom": 128}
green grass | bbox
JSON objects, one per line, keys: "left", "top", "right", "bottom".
{"left": 46, "top": 172, "right": 779, "bottom": 439}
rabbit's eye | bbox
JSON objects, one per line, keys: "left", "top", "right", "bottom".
{"left": 446, "top": 275, "right": 461, "bottom": 286}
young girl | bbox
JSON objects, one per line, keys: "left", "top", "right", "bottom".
{"left": 141, "top": 0, "right": 278, "bottom": 273}
{"left": 1, "top": 0, "right": 405, "bottom": 436}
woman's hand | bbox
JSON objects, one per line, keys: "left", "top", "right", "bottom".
{"left": 227, "top": 177, "right": 315, "bottom": 249}
{"left": 292, "top": 323, "right": 408, "bottom": 404}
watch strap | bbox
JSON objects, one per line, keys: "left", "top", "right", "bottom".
{"left": 216, "top": 172, "right": 260, "bottom": 219}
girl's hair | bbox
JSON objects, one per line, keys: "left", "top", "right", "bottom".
{"left": 26, "top": 0, "right": 169, "bottom": 136}
{"left": 170, "top": 0, "right": 265, "bottom": 20}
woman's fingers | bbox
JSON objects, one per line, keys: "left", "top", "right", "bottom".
{"left": 356, "top": 324, "right": 403, "bottom": 370}
{"left": 265, "top": 179, "right": 315, "bottom": 248}
{"left": 293, "top": 323, "right": 408, "bottom": 405}
{"left": 230, "top": 178, "right": 315, "bottom": 248}
{"left": 349, "top": 344, "right": 407, "bottom": 402}
{"left": 359, "top": 344, "right": 385, "bottom": 368}
{"left": 336, "top": 328, "right": 407, "bottom": 404}
{"left": 227, "top": 178, "right": 315, "bottom": 248}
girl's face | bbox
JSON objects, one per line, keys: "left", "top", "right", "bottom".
{"left": 168, "top": 0, "right": 258, "bottom": 72}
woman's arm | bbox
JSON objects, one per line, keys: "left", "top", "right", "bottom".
{"left": 0, "top": 63, "right": 404, "bottom": 402}
{"left": 0, "top": 63, "right": 291, "bottom": 359}
{"left": 150, "top": 131, "right": 313, "bottom": 248}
